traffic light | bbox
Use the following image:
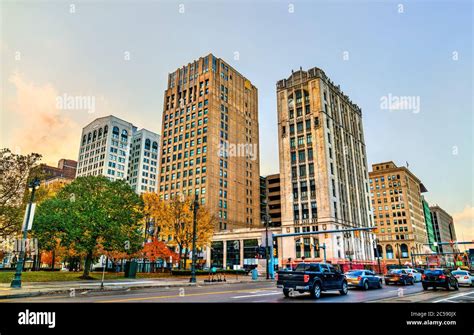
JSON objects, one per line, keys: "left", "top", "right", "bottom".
{"left": 354, "top": 231, "right": 360, "bottom": 238}
{"left": 315, "top": 242, "right": 320, "bottom": 251}
{"left": 273, "top": 248, "right": 277, "bottom": 257}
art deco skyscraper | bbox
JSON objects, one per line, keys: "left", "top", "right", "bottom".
{"left": 276, "top": 67, "right": 374, "bottom": 265}
{"left": 158, "top": 54, "right": 260, "bottom": 231}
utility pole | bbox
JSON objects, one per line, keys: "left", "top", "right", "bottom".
{"left": 265, "top": 217, "right": 271, "bottom": 279}
{"left": 190, "top": 194, "right": 199, "bottom": 283}
{"left": 262, "top": 200, "right": 272, "bottom": 280}
{"left": 396, "top": 243, "right": 402, "bottom": 267}
{"left": 11, "top": 178, "right": 40, "bottom": 288}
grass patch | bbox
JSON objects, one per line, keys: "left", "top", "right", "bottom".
{"left": 0, "top": 271, "right": 174, "bottom": 284}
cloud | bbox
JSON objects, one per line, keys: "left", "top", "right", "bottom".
{"left": 5, "top": 73, "right": 81, "bottom": 165}
{"left": 452, "top": 205, "right": 474, "bottom": 243}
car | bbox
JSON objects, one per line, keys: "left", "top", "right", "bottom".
{"left": 422, "top": 269, "right": 459, "bottom": 291}
{"left": 404, "top": 268, "right": 422, "bottom": 282}
{"left": 414, "top": 267, "right": 425, "bottom": 274}
{"left": 344, "top": 270, "right": 383, "bottom": 290}
{"left": 384, "top": 269, "right": 415, "bottom": 285}
{"left": 276, "top": 263, "right": 348, "bottom": 299}
{"left": 451, "top": 269, "right": 474, "bottom": 287}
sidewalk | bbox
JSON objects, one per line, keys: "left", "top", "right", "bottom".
{"left": 0, "top": 275, "right": 270, "bottom": 300}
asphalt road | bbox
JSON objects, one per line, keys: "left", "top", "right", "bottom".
{"left": 4, "top": 280, "right": 472, "bottom": 303}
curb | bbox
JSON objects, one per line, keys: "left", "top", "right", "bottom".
{"left": 0, "top": 279, "right": 273, "bottom": 300}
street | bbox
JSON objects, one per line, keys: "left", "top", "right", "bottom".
{"left": 4, "top": 280, "right": 473, "bottom": 303}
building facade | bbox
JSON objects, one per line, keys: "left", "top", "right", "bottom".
{"left": 369, "top": 161, "right": 429, "bottom": 266}
{"left": 158, "top": 54, "right": 260, "bottom": 231}
{"left": 40, "top": 159, "right": 77, "bottom": 186}
{"left": 276, "top": 67, "right": 374, "bottom": 267}
{"left": 128, "top": 129, "right": 161, "bottom": 193}
{"left": 430, "top": 205, "right": 458, "bottom": 253}
{"left": 264, "top": 173, "right": 282, "bottom": 227}
{"left": 422, "top": 196, "right": 437, "bottom": 252}
{"left": 76, "top": 115, "right": 160, "bottom": 194}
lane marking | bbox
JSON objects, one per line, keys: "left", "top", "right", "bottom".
{"left": 7, "top": 285, "right": 275, "bottom": 303}
{"left": 98, "top": 287, "right": 275, "bottom": 303}
{"left": 433, "top": 291, "right": 474, "bottom": 303}
{"left": 232, "top": 291, "right": 281, "bottom": 299}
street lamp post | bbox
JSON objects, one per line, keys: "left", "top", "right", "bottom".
{"left": 189, "top": 194, "right": 199, "bottom": 283}
{"left": 410, "top": 246, "right": 416, "bottom": 268}
{"left": 11, "top": 178, "right": 40, "bottom": 288}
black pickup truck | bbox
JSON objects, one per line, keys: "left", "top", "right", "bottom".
{"left": 276, "top": 263, "right": 348, "bottom": 299}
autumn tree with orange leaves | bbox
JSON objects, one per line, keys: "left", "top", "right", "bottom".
{"left": 142, "top": 238, "right": 180, "bottom": 272}
{"left": 142, "top": 192, "right": 216, "bottom": 269}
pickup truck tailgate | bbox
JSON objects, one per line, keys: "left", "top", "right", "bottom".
{"left": 277, "top": 271, "right": 306, "bottom": 286}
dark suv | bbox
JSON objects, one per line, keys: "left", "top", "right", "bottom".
{"left": 422, "top": 269, "right": 459, "bottom": 291}
{"left": 276, "top": 263, "right": 348, "bottom": 299}
{"left": 384, "top": 269, "right": 415, "bottom": 285}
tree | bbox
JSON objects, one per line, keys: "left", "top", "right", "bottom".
{"left": 143, "top": 193, "right": 216, "bottom": 269}
{"left": 142, "top": 238, "right": 180, "bottom": 272}
{"left": 29, "top": 181, "right": 66, "bottom": 270}
{"left": 33, "top": 176, "right": 144, "bottom": 278}
{"left": 0, "top": 148, "right": 42, "bottom": 238}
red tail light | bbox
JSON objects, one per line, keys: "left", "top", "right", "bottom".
{"left": 422, "top": 274, "right": 426, "bottom": 280}
{"left": 464, "top": 276, "right": 469, "bottom": 279}
{"left": 357, "top": 276, "right": 362, "bottom": 281}
{"left": 303, "top": 274, "right": 310, "bottom": 283}
{"left": 439, "top": 275, "right": 446, "bottom": 279}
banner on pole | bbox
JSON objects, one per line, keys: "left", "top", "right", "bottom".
{"left": 21, "top": 203, "right": 36, "bottom": 231}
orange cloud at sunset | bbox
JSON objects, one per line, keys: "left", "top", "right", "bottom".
{"left": 3, "top": 73, "right": 81, "bottom": 165}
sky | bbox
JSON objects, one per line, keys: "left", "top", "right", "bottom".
{"left": 1, "top": 0, "right": 472, "bottom": 243}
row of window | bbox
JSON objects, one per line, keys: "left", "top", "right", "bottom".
{"left": 293, "top": 201, "right": 318, "bottom": 220}
{"left": 159, "top": 177, "right": 207, "bottom": 192}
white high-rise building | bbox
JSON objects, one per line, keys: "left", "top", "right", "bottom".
{"left": 76, "top": 115, "right": 160, "bottom": 194}
{"left": 128, "top": 129, "right": 160, "bottom": 193}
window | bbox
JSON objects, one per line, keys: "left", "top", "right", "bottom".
{"left": 386, "top": 245, "right": 394, "bottom": 259}
{"left": 290, "top": 137, "right": 295, "bottom": 148}
{"left": 400, "top": 243, "right": 409, "bottom": 258}
{"left": 112, "top": 126, "right": 120, "bottom": 139}
{"left": 297, "top": 136, "right": 304, "bottom": 146}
